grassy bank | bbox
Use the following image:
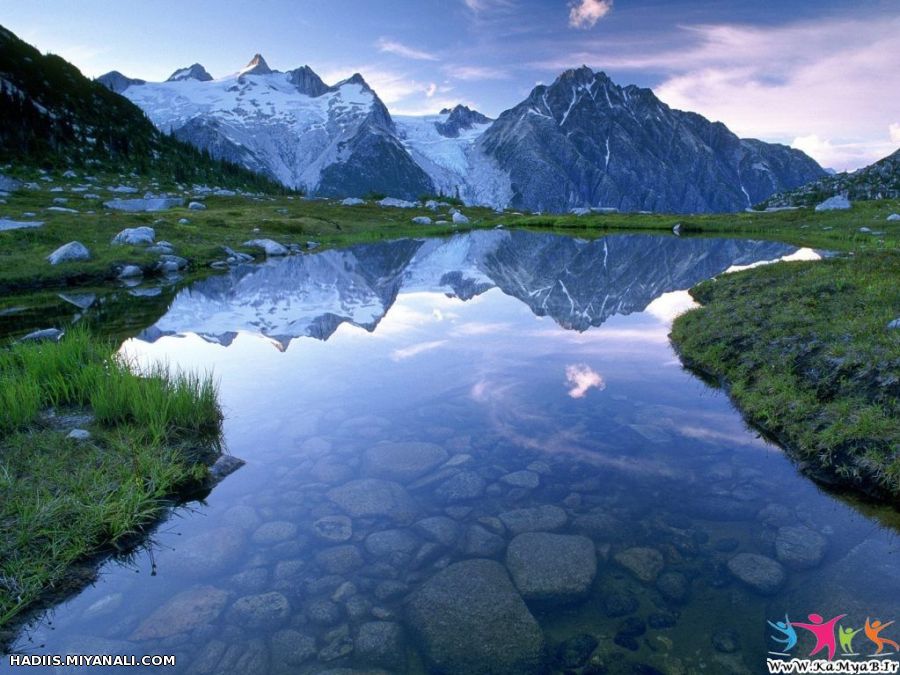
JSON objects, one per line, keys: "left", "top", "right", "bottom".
{"left": 0, "top": 328, "right": 223, "bottom": 629}
{"left": 671, "top": 251, "right": 900, "bottom": 502}
{"left": 2, "top": 169, "right": 897, "bottom": 295}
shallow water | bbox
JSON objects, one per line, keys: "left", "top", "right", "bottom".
{"left": 5, "top": 231, "right": 899, "bottom": 674}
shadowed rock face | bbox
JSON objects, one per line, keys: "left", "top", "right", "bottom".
{"left": 139, "top": 231, "right": 795, "bottom": 348}
{"left": 477, "top": 67, "right": 824, "bottom": 214}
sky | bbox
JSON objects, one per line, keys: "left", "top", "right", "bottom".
{"left": 2, "top": 0, "right": 898, "bottom": 171}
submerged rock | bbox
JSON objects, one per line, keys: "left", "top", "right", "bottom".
{"left": 435, "top": 470, "right": 486, "bottom": 502}
{"left": 327, "top": 479, "right": 417, "bottom": 523}
{"left": 314, "top": 515, "right": 353, "bottom": 542}
{"left": 506, "top": 532, "right": 597, "bottom": 604}
{"left": 131, "top": 586, "right": 229, "bottom": 640}
{"left": 774, "top": 525, "right": 827, "bottom": 570}
{"left": 614, "top": 547, "right": 664, "bottom": 583}
{"left": 405, "top": 559, "right": 546, "bottom": 675}
{"left": 499, "top": 504, "right": 567, "bottom": 535}
{"left": 727, "top": 553, "right": 786, "bottom": 595}
{"left": 228, "top": 591, "right": 290, "bottom": 629}
{"left": 363, "top": 441, "right": 448, "bottom": 483}
{"left": 354, "top": 621, "right": 406, "bottom": 671}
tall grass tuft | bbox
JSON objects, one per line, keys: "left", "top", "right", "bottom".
{"left": 0, "top": 326, "right": 223, "bottom": 629}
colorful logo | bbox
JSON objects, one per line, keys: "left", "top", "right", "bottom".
{"left": 768, "top": 612, "right": 898, "bottom": 660}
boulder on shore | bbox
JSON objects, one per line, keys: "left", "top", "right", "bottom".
{"left": 47, "top": 241, "right": 90, "bottom": 264}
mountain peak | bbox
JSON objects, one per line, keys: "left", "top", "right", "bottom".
{"left": 287, "top": 65, "right": 329, "bottom": 97}
{"left": 239, "top": 53, "right": 272, "bottom": 76}
{"left": 434, "top": 104, "right": 492, "bottom": 138}
{"left": 338, "top": 72, "right": 373, "bottom": 91}
{"left": 167, "top": 63, "right": 213, "bottom": 82}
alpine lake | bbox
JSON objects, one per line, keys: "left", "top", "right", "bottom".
{"left": 3, "top": 230, "right": 899, "bottom": 674}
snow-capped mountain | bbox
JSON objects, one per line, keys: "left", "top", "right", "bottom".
{"left": 139, "top": 231, "right": 795, "bottom": 348}
{"left": 101, "top": 59, "right": 824, "bottom": 213}
{"left": 105, "top": 54, "right": 432, "bottom": 199}
{"left": 394, "top": 105, "right": 493, "bottom": 199}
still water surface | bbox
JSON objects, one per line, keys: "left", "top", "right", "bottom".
{"left": 6, "top": 231, "right": 899, "bottom": 674}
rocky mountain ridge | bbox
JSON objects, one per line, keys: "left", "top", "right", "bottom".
{"left": 97, "top": 56, "right": 825, "bottom": 213}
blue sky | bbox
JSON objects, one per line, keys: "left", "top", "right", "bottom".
{"left": 3, "top": 0, "right": 898, "bottom": 170}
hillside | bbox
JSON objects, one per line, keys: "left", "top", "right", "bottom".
{"left": 0, "top": 25, "right": 284, "bottom": 192}
{"left": 760, "top": 148, "right": 900, "bottom": 208}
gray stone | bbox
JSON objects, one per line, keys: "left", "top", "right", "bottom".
{"left": 228, "top": 592, "right": 290, "bottom": 629}
{"left": 435, "top": 470, "right": 486, "bottom": 502}
{"left": 251, "top": 521, "right": 298, "bottom": 545}
{"left": 328, "top": 479, "right": 417, "bottom": 523}
{"left": 614, "top": 547, "right": 664, "bottom": 583}
{"left": 411, "top": 216, "right": 432, "bottom": 225}
{"left": 414, "top": 516, "right": 461, "bottom": 547}
{"left": 208, "top": 455, "right": 245, "bottom": 484}
{"left": 365, "top": 529, "right": 420, "bottom": 558}
{"left": 405, "top": 559, "right": 546, "bottom": 675}
{"left": 505, "top": 532, "right": 597, "bottom": 604}
{"left": 104, "top": 197, "right": 183, "bottom": 212}
{"left": 461, "top": 524, "right": 506, "bottom": 557}
{"left": 67, "top": 429, "right": 91, "bottom": 441}
{"left": 814, "top": 195, "right": 851, "bottom": 211}
{"left": 117, "top": 264, "right": 143, "bottom": 279}
{"left": 727, "top": 553, "right": 786, "bottom": 595}
{"left": 887, "top": 213, "right": 900, "bottom": 222}
{"left": 111, "top": 226, "right": 155, "bottom": 246}
{"left": 378, "top": 197, "right": 418, "bottom": 208}
{"left": 163, "top": 527, "right": 245, "bottom": 578}
{"left": 656, "top": 571, "right": 690, "bottom": 603}
{"left": 341, "top": 197, "right": 365, "bottom": 206}
{"left": 20, "top": 328, "right": 64, "bottom": 343}
{"left": 131, "top": 586, "right": 229, "bottom": 640}
{"left": 498, "top": 504, "right": 567, "bottom": 535}
{"left": 316, "top": 545, "right": 364, "bottom": 575}
{"left": 243, "top": 238, "right": 288, "bottom": 256}
{"left": 47, "top": 241, "right": 90, "bottom": 264}
{"left": 0, "top": 218, "right": 43, "bottom": 231}
{"left": 887, "top": 318, "right": 900, "bottom": 330}
{"left": 775, "top": 525, "right": 827, "bottom": 570}
{"left": 188, "top": 201, "right": 207, "bottom": 210}
{"left": 354, "top": 621, "right": 405, "bottom": 671}
{"left": 308, "top": 599, "right": 342, "bottom": 626}
{"left": 270, "top": 629, "right": 316, "bottom": 666}
{"left": 157, "top": 254, "right": 188, "bottom": 273}
{"left": 452, "top": 211, "right": 470, "bottom": 224}
{"left": 500, "top": 470, "right": 540, "bottom": 489}
{"left": 314, "top": 515, "right": 353, "bottom": 542}
{"left": 363, "top": 441, "right": 448, "bottom": 483}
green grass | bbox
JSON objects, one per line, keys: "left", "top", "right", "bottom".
{"left": 0, "top": 327, "right": 222, "bottom": 628}
{"left": 671, "top": 251, "right": 900, "bottom": 502}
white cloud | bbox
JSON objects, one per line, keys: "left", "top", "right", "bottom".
{"left": 565, "top": 363, "right": 605, "bottom": 399}
{"left": 444, "top": 64, "right": 510, "bottom": 81}
{"left": 534, "top": 15, "right": 900, "bottom": 171}
{"left": 425, "top": 82, "right": 437, "bottom": 97}
{"left": 376, "top": 38, "right": 438, "bottom": 62}
{"left": 463, "top": 0, "right": 515, "bottom": 13}
{"left": 890, "top": 123, "right": 900, "bottom": 144}
{"left": 568, "top": 0, "right": 613, "bottom": 29}
{"left": 391, "top": 340, "right": 447, "bottom": 361}
{"left": 319, "top": 65, "right": 425, "bottom": 104}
